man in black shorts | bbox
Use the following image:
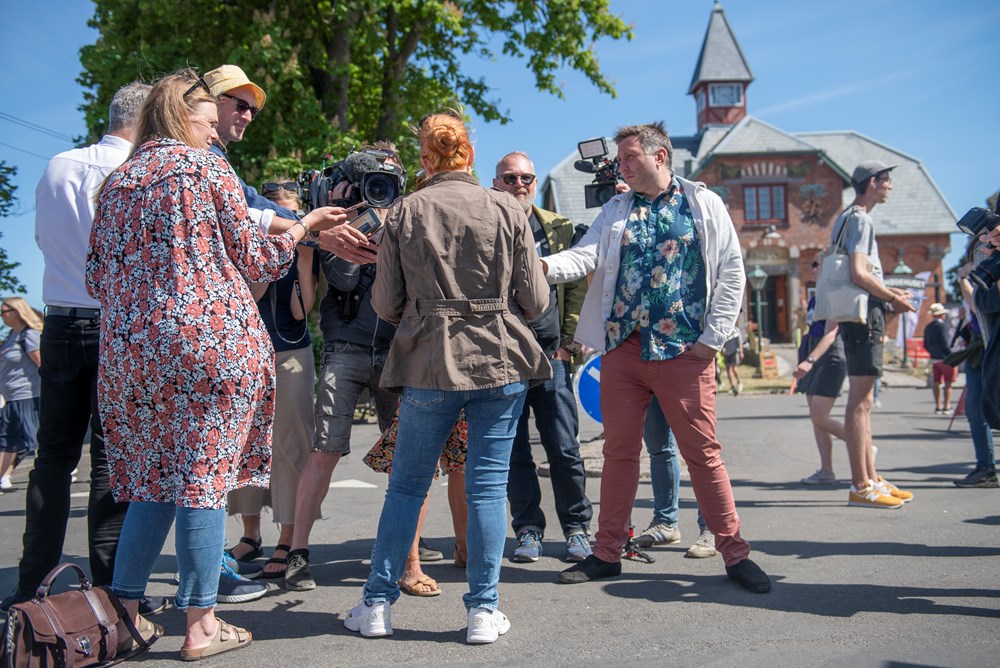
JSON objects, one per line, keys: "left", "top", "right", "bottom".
{"left": 832, "top": 160, "right": 916, "bottom": 509}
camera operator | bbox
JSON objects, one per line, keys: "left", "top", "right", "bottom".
{"left": 973, "top": 192, "right": 1000, "bottom": 441}
{"left": 284, "top": 142, "right": 403, "bottom": 592}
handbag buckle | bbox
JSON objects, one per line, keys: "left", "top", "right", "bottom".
{"left": 78, "top": 635, "right": 93, "bottom": 656}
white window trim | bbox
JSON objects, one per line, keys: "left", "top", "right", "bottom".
{"left": 709, "top": 83, "right": 743, "bottom": 107}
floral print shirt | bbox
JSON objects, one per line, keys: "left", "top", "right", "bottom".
{"left": 606, "top": 180, "right": 707, "bottom": 360}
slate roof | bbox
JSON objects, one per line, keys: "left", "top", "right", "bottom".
{"left": 797, "top": 130, "right": 957, "bottom": 235}
{"left": 688, "top": 1, "right": 753, "bottom": 94}
{"left": 542, "top": 121, "right": 956, "bottom": 236}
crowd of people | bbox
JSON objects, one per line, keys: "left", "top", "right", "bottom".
{"left": 1, "top": 60, "right": 997, "bottom": 660}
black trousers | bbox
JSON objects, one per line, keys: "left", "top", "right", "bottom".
{"left": 12, "top": 314, "right": 128, "bottom": 598}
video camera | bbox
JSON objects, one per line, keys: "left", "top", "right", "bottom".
{"left": 573, "top": 138, "right": 620, "bottom": 209}
{"left": 298, "top": 149, "right": 406, "bottom": 212}
{"left": 956, "top": 207, "right": 1000, "bottom": 289}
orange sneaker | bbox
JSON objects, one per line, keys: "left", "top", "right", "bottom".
{"left": 848, "top": 483, "right": 903, "bottom": 509}
{"left": 875, "top": 476, "right": 913, "bottom": 502}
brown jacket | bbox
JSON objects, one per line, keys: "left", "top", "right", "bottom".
{"left": 372, "top": 171, "right": 551, "bottom": 390}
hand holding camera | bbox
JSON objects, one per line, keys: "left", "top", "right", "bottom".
{"left": 955, "top": 207, "right": 1000, "bottom": 289}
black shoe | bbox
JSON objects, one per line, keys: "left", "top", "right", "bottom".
{"left": 558, "top": 554, "right": 621, "bottom": 584}
{"left": 725, "top": 558, "right": 771, "bottom": 593}
{"left": 954, "top": 468, "right": 999, "bottom": 488}
{"left": 417, "top": 537, "right": 444, "bottom": 562}
{"left": 138, "top": 595, "right": 170, "bottom": 616}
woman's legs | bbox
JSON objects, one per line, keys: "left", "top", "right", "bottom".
{"left": 461, "top": 382, "right": 527, "bottom": 610}
{"left": 807, "top": 394, "right": 843, "bottom": 473}
{"left": 362, "top": 388, "right": 458, "bottom": 604}
{"left": 400, "top": 496, "right": 439, "bottom": 594}
{"left": 174, "top": 506, "right": 228, "bottom": 649}
{"left": 448, "top": 469, "right": 468, "bottom": 564}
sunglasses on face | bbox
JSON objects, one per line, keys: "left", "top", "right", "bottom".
{"left": 220, "top": 92, "right": 259, "bottom": 120}
{"left": 184, "top": 76, "right": 211, "bottom": 98}
{"left": 499, "top": 173, "right": 535, "bottom": 186}
{"left": 262, "top": 181, "right": 298, "bottom": 195}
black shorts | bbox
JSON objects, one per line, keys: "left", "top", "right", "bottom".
{"left": 798, "top": 336, "right": 847, "bottom": 398}
{"left": 839, "top": 301, "right": 886, "bottom": 377}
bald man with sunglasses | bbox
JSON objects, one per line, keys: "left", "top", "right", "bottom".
{"left": 492, "top": 151, "right": 593, "bottom": 564}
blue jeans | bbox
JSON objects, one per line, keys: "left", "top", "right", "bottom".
{"left": 508, "top": 360, "right": 592, "bottom": 536}
{"left": 364, "top": 381, "right": 527, "bottom": 611}
{"left": 644, "top": 398, "right": 705, "bottom": 532}
{"left": 12, "top": 314, "right": 128, "bottom": 601}
{"left": 112, "top": 501, "right": 226, "bottom": 609}
{"left": 964, "top": 362, "right": 996, "bottom": 471}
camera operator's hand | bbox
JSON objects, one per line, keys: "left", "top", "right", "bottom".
{"left": 615, "top": 183, "right": 631, "bottom": 194}
{"left": 301, "top": 206, "right": 350, "bottom": 232}
{"left": 318, "top": 223, "right": 378, "bottom": 265}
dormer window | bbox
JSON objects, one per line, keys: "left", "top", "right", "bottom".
{"left": 709, "top": 83, "right": 742, "bottom": 107}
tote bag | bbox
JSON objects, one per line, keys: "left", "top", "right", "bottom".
{"left": 813, "top": 207, "right": 869, "bottom": 324}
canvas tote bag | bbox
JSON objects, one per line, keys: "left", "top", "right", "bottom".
{"left": 813, "top": 206, "right": 870, "bottom": 324}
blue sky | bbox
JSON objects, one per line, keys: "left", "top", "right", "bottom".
{"left": 2, "top": 0, "right": 998, "bottom": 311}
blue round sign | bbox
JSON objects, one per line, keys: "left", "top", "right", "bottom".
{"left": 574, "top": 353, "right": 602, "bottom": 424}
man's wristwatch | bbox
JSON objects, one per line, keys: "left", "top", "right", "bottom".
{"left": 806, "top": 355, "right": 816, "bottom": 364}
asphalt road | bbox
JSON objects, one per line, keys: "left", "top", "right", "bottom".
{"left": 1, "top": 383, "right": 997, "bottom": 667}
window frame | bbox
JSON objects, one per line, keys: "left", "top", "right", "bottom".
{"left": 743, "top": 184, "right": 787, "bottom": 224}
{"left": 709, "top": 83, "right": 743, "bottom": 107}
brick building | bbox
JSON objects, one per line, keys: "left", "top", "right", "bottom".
{"left": 541, "top": 1, "right": 956, "bottom": 343}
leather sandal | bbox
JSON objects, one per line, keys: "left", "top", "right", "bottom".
{"left": 179, "top": 618, "right": 252, "bottom": 661}
{"left": 117, "top": 614, "right": 163, "bottom": 658}
{"left": 399, "top": 558, "right": 441, "bottom": 596}
{"left": 261, "top": 543, "right": 290, "bottom": 579}
{"left": 225, "top": 536, "right": 262, "bottom": 563}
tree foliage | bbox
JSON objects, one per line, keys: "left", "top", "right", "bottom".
{"left": 79, "top": 0, "right": 631, "bottom": 184}
{"left": 0, "top": 162, "right": 27, "bottom": 294}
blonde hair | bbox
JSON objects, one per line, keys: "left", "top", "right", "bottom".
{"left": 417, "top": 110, "right": 473, "bottom": 174}
{"left": 2, "top": 297, "right": 43, "bottom": 332}
{"left": 132, "top": 68, "right": 217, "bottom": 154}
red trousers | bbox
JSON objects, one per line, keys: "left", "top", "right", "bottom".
{"left": 595, "top": 334, "right": 751, "bottom": 567}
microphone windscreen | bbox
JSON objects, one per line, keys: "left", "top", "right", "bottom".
{"left": 344, "top": 152, "right": 380, "bottom": 184}
{"left": 573, "top": 160, "right": 598, "bottom": 174}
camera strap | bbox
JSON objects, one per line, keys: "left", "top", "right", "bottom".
{"left": 269, "top": 275, "right": 309, "bottom": 346}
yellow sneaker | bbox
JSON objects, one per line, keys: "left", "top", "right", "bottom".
{"left": 876, "top": 476, "right": 913, "bottom": 502}
{"left": 848, "top": 483, "right": 903, "bottom": 509}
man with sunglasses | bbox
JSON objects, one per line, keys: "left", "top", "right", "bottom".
{"left": 492, "top": 152, "right": 593, "bottom": 564}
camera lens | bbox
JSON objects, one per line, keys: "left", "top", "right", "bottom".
{"left": 363, "top": 173, "right": 399, "bottom": 208}
{"left": 970, "top": 253, "right": 1000, "bottom": 290}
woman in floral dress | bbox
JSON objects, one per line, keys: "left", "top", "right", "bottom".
{"left": 85, "top": 69, "right": 340, "bottom": 660}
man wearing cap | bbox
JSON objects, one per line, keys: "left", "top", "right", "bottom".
{"left": 923, "top": 303, "right": 956, "bottom": 414}
{"left": 833, "top": 160, "right": 916, "bottom": 509}
{"left": 203, "top": 64, "right": 374, "bottom": 262}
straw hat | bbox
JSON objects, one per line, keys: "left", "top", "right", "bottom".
{"left": 929, "top": 303, "right": 947, "bottom": 317}
{"left": 203, "top": 65, "right": 266, "bottom": 110}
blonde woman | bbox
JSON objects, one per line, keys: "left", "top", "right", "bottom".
{"left": 0, "top": 297, "right": 43, "bottom": 491}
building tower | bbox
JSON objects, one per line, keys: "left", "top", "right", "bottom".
{"left": 689, "top": 1, "right": 753, "bottom": 132}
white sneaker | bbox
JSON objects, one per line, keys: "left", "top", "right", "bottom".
{"left": 344, "top": 598, "right": 392, "bottom": 637}
{"left": 800, "top": 470, "right": 836, "bottom": 485}
{"left": 466, "top": 607, "right": 510, "bottom": 644}
{"left": 0, "top": 475, "right": 12, "bottom": 491}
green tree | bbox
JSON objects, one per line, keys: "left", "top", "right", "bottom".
{"left": 78, "top": 0, "right": 631, "bottom": 184}
{"left": 0, "top": 162, "right": 26, "bottom": 294}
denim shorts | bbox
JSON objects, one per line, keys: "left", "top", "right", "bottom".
{"left": 840, "top": 301, "right": 886, "bottom": 377}
{"left": 312, "top": 341, "right": 399, "bottom": 455}
{"left": 0, "top": 397, "right": 39, "bottom": 454}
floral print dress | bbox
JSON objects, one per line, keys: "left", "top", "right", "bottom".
{"left": 85, "top": 138, "right": 297, "bottom": 509}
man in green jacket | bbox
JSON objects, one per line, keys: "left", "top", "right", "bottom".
{"left": 493, "top": 152, "right": 593, "bottom": 563}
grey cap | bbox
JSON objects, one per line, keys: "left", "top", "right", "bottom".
{"left": 851, "top": 160, "right": 895, "bottom": 185}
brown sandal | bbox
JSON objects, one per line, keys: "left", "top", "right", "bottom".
{"left": 179, "top": 618, "right": 252, "bottom": 661}
{"left": 399, "top": 555, "right": 441, "bottom": 596}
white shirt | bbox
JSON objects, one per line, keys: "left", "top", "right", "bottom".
{"left": 35, "top": 135, "right": 132, "bottom": 309}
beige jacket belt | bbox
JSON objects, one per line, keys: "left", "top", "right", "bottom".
{"left": 403, "top": 298, "right": 511, "bottom": 317}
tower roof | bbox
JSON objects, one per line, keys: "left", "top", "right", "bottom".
{"left": 688, "top": 1, "right": 754, "bottom": 94}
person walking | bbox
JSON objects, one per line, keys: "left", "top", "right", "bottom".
{"left": 0, "top": 298, "right": 43, "bottom": 492}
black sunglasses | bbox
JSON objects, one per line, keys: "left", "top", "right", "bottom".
{"left": 262, "top": 181, "right": 298, "bottom": 195}
{"left": 500, "top": 173, "right": 535, "bottom": 186}
{"left": 184, "top": 76, "right": 211, "bottom": 98}
{"left": 220, "top": 92, "right": 259, "bottom": 120}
